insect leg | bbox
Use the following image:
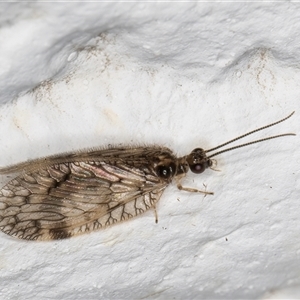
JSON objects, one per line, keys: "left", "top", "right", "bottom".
{"left": 153, "top": 205, "right": 158, "bottom": 223}
{"left": 176, "top": 179, "right": 214, "bottom": 195}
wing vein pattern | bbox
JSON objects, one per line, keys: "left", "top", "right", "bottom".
{"left": 0, "top": 147, "right": 172, "bottom": 240}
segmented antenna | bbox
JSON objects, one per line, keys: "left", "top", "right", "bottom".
{"left": 206, "top": 112, "right": 295, "bottom": 159}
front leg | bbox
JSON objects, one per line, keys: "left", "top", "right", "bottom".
{"left": 176, "top": 179, "right": 214, "bottom": 195}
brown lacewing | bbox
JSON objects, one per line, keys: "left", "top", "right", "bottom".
{"left": 0, "top": 112, "right": 295, "bottom": 241}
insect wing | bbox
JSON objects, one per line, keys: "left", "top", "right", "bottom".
{"left": 0, "top": 148, "right": 171, "bottom": 240}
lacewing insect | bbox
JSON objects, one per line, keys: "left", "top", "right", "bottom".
{"left": 0, "top": 112, "right": 295, "bottom": 241}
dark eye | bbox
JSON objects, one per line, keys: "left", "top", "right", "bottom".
{"left": 156, "top": 164, "right": 175, "bottom": 179}
{"left": 190, "top": 163, "right": 206, "bottom": 174}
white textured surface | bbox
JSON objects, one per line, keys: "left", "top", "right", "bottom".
{"left": 0, "top": 3, "right": 299, "bottom": 300}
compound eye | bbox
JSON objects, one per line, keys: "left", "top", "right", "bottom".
{"left": 190, "top": 163, "right": 206, "bottom": 174}
{"left": 156, "top": 163, "right": 176, "bottom": 179}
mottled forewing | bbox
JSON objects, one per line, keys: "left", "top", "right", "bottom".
{"left": 0, "top": 147, "right": 172, "bottom": 240}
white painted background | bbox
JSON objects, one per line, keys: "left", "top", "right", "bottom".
{"left": 0, "top": 3, "right": 299, "bottom": 299}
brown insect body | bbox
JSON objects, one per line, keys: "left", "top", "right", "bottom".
{"left": 0, "top": 112, "right": 295, "bottom": 241}
{"left": 0, "top": 146, "right": 209, "bottom": 240}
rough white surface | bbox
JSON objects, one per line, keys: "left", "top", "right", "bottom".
{"left": 0, "top": 3, "right": 299, "bottom": 300}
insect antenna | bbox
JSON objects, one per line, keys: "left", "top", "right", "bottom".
{"left": 205, "top": 111, "right": 295, "bottom": 159}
